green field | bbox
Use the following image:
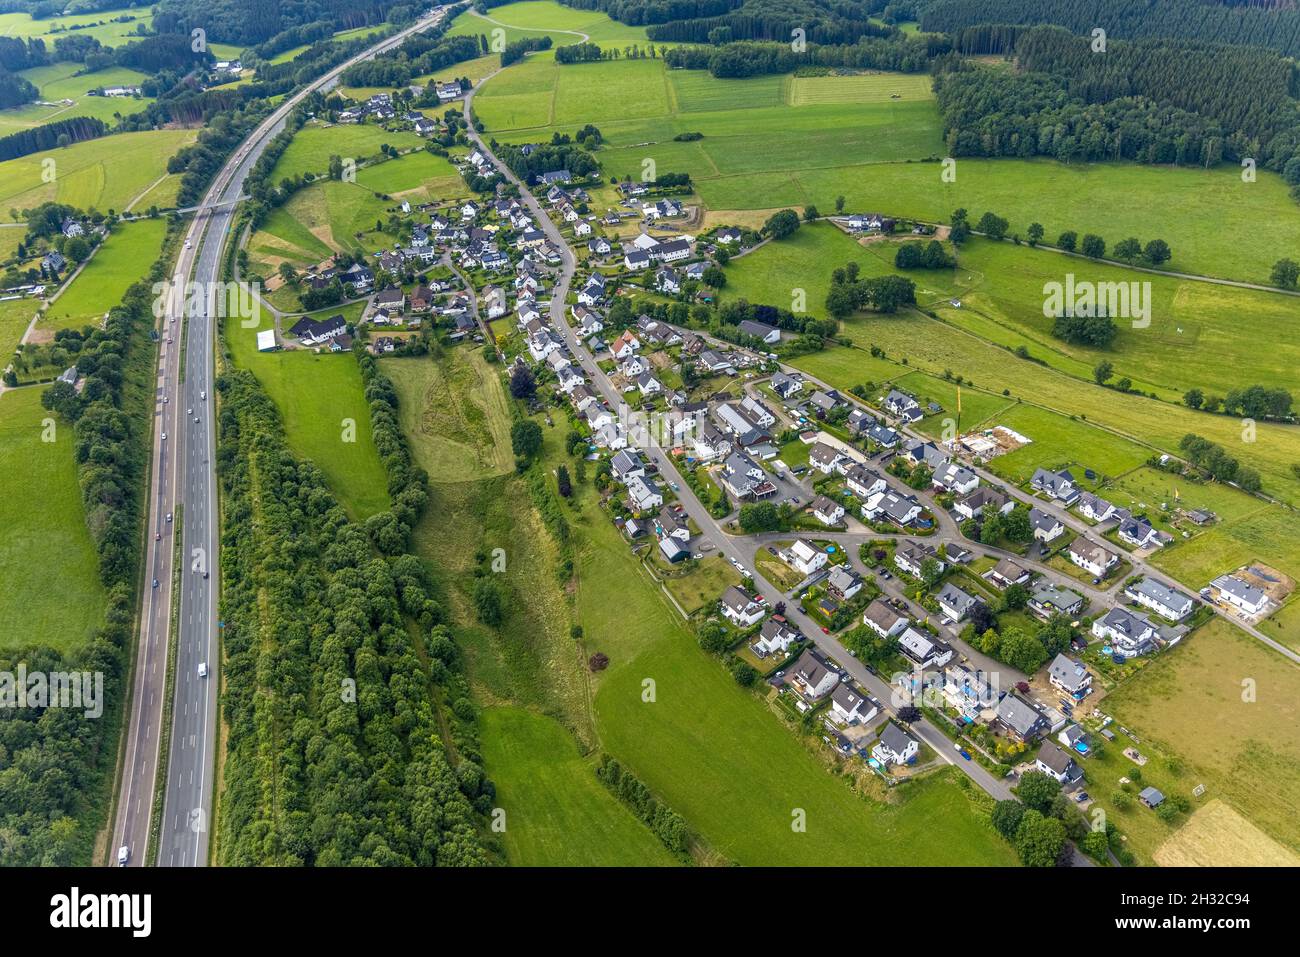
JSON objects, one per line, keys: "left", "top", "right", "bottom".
{"left": 0, "top": 7, "right": 154, "bottom": 45}
{"left": 1103, "top": 618, "right": 1300, "bottom": 859}
{"left": 354, "top": 150, "right": 464, "bottom": 202}
{"left": 0, "top": 129, "right": 195, "bottom": 220}
{"left": 447, "top": 1, "right": 653, "bottom": 48}
{"left": 0, "top": 385, "right": 105, "bottom": 654}
{"left": 42, "top": 217, "right": 165, "bottom": 331}
{"left": 0, "top": 63, "right": 154, "bottom": 133}
{"left": 382, "top": 351, "right": 515, "bottom": 482}
{"left": 268, "top": 120, "right": 425, "bottom": 182}
{"left": 247, "top": 179, "right": 393, "bottom": 273}
{"left": 480, "top": 706, "right": 679, "bottom": 866}
{"left": 0, "top": 296, "right": 35, "bottom": 363}
{"left": 223, "top": 307, "right": 390, "bottom": 519}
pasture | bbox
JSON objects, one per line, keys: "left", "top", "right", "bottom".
{"left": 42, "top": 217, "right": 165, "bottom": 331}
{"left": 223, "top": 306, "right": 390, "bottom": 519}
{"left": 246, "top": 180, "right": 392, "bottom": 273}
{"left": 1105, "top": 618, "right": 1300, "bottom": 858}
{"left": 479, "top": 706, "right": 679, "bottom": 866}
{"left": 267, "top": 120, "right": 424, "bottom": 182}
{"left": 1154, "top": 799, "right": 1298, "bottom": 867}
{"left": 447, "top": 1, "right": 653, "bottom": 49}
{"left": 354, "top": 150, "right": 464, "bottom": 202}
{"left": 0, "top": 7, "right": 154, "bottom": 46}
{"left": 0, "top": 385, "right": 105, "bottom": 655}
{"left": 0, "top": 296, "right": 35, "bottom": 362}
{"left": 0, "top": 63, "right": 154, "bottom": 133}
{"left": 0, "top": 130, "right": 195, "bottom": 220}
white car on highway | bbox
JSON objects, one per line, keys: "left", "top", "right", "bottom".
{"left": 197, "top": 662, "right": 208, "bottom": 678}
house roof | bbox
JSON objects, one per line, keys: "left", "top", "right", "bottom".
{"left": 996, "top": 695, "right": 1045, "bottom": 737}
{"left": 878, "top": 722, "right": 916, "bottom": 757}
{"left": 1127, "top": 578, "right": 1193, "bottom": 615}
{"left": 863, "top": 599, "right": 906, "bottom": 632}
{"left": 1048, "top": 653, "right": 1090, "bottom": 692}
{"left": 811, "top": 494, "right": 842, "bottom": 516}
{"left": 1036, "top": 742, "right": 1077, "bottom": 776}
{"left": 992, "top": 558, "right": 1029, "bottom": 582}
{"left": 936, "top": 582, "right": 979, "bottom": 616}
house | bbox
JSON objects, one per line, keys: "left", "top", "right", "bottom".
{"left": 611, "top": 330, "right": 641, "bottom": 359}
{"left": 697, "top": 349, "right": 735, "bottom": 374}
{"left": 936, "top": 583, "right": 980, "bottom": 623}
{"left": 754, "top": 617, "right": 800, "bottom": 656}
{"left": 1077, "top": 492, "right": 1118, "bottom": 523}
{"left": 738, "top": 395, "right": 776, "bottom": 428}
{"left": 845, "top": 465, "right": 885, "bottom": 499}
{"left": 40, "top": 251, "right": 66, "bottom": 276}
{"left": 901, "top": 438, "right": 948, "bottom": 470}
{"left": 409, "top": 285, "right": 434, "bottom": 313}
{"left": 789, "top": 648, "right": 840, "bottom": 700}
{"left": 610, "top": 449, "right": 646, "bottom": 483}
{"left": 654, "top": 266, "right": 680, "bottom": 294}
{"left": 720, "top": 451, "right": 775, "bottom": 499}
{"left": 1125, "top": 578, "right": 1194, "bottom": 621}
{"left": 806, "top": 390, "right": 842, "bottom": 416}
{"left": 941, "top": 664, "right": 999, "bottom": 717}
{"left": 654, "top": 238, "right": 692, "bottom": 262}
{"left": 1058, "top": 723, "right": 1088, "bottom": 752}
{"left": 1067, "top": 539, "right": 1119, "bottom": 578}
{"left": 893, "top": 541, "right": 942, "bottom": 579}
{"left": 864, "top": 488, "right": 922, "bottom": 529}
{"left": 932, "top": 462, "right": 979, "bottom": 495}
{"left": 861, "top": 601, "right": 907, "bottom": 641}
{"left": 587, "top": 237, "right": 612, "bottom": 256}
{"left": 691, "top": 422, "right": 732, "bottom": 462}
{"left": 626, "top": 475, "right": 664, "bottom": 512}
{"left": 786, "top": 538, "right": 827, "bottom": 576}
{"left": 883, "top": 389, "right": 921, "bottom": 421}
{"left": 1030, "top": 507, "right": 1065, "bottom": 543}
{"left": 1210, "top": 574, "right": 1269, "bottom": 615}
{"left": 717, "top": 582, "right": 764, "bottom": 629}
{"left": 872, "top": 723, "right": 919, "bottom": 766}
{"left": 1091, "top": 606, "right": 1158, "bottom": 657}
{"left": 831, "top": 685, "right": 878, "bottom": 725}
{"left": 1035, "top": 743, "right": 1083, "bottom": 785}
{"left": 288, "top": 313, "right": 347, "bottom": 346}
{"left": 1030, "top": 467, "right": 1080, "bottom": 505}
{"left": 653, "top": 530, "right": 688, "bottom": 562}
{"left": 845, "top": 408, "right": 875, "bottom": 436}
{"left": 770, "top": 372, "right": 803, "bottom": 399}
{"left": 1028, "top": 583, "right": 1085, "bottom": 619}
{"left": 635, "top": 371, "right": 663, "bottom": 396}
{"left": 738, "top": 319, "right": 781, "bottom": 344}
{"left": 995, "top": 694, "right": 1049, "bottom": 741}
{"left": 1048, "top": 653, "right": 1092, "bottom": 698}
{"left": 897, "top": 627, "right": 953, "bottom": 668}
{"left": 436, "top": 82, "right": 463, "bottom": 102}
{"left": 811, "top": 495, "right": 846, "bottom": 526}
{"left": 866, "top": 423, "right": 900, "bottom": 449}
{"left": 538, "top": 169, "right": 572, "bottom": 186}
{"left": 1118, "top": 515, "right": 1167, "bottom": 550}
{"left": 989, "top": 558, "right": 1031, "bottom": 589}
{"left": 715, "top": 226, "right": 743, "bottom": 245}
{"left": 1139, "top": 787, "right": 1165, "bottom": 809}
{"left": 623, "top": 249, "right": 651, "bottom": 271}
{"left": 375, "top": 286, "right": 406, "bottom": 314}
{"left": 808, "top": 441, "right": 844, "bottom": 475}
{"left": 826, "top": 564, "right": 864, "bottom": 601}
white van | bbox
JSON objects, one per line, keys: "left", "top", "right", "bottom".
{"left": 117, "top": 845, "right": 129, "bottom": 866}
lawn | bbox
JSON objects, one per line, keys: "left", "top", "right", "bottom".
{"left": 223, "top": 308, "right": 390, "bottom": 519}
{"left": 42, "top": 217, "right": 166, "bottom": 331}
{"left": 0, "top": 129, "right": 196, "bottom": 221}
{"left": 479, "top": 706, "right": 679, "bottom": 866}
{"left": 381, "top": 350, "right": 515, "bottom": 483}
{"left": 0, "top": 385, "right": 105, "bottom": 655}
{"left": 659, "top": 554, "right": 740, "bottom": 616}
{"left": 0, "top": 297, "right": 35, "bottom": 363}
{"left": 1102, "top": 618, "right": 1300, "bottom": 860}
{"left": 354, "top": 150, "right": 464, "bottom": 202}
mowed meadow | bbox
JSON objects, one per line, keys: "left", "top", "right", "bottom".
{"left": 465, "top": 2, "right": 1300, "bottom": 284}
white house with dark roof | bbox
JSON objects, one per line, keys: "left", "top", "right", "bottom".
{"left": 1125, "top": 578, "right": 1194, "bottom": 621}
{"left": 883, "top": 389, "right": 921, "bottom": 420}
{"left": 810, "top": 495, "right": 845, "bottom": 526}
{"left": 955, "top": 486, "right": 1011, "bottom": 520}
{"left": 995, "top": 694, "right": 1049, "bottom": 741}
{"left": 845, "top": 465, "right": 885, "bottom": 499}
{"left": 872, "top": 722, "right": 919, "bottom": 766}
{"left": 1028, "top": 582, "right": 1085, "bottom": 619}
{"left": 826, "top": 564, "right": 863, "bottom": 601}
{"left": 831, "top": 684, "right": 877, "bottom": 725}
{"left": 808, "top": 441, "right": 844, "bottom": 474}
{"left": 1035, "top": 742, "right": 1083, "bottom": 785}
{"left": 936, "top": 583, "right": 980, "bottom": 622}
{"left": 1118, "top": 515, "right": 1168, "bottom": 550}
{"left": 786, "top": 539, "right": 827, "bottom": 576}
{"left": 1067, "top": 538, "right": 1119, "bottom": 578}
{"left": 789, "top": 648, "right": 839, "bottom": 700}
{"left": 1030, "top": 467, "right": 1080, "bottom": 505}
{"left": 862, "top": 599, "right": 908, "bottom": 638}
{"left": 770, "top": 371, "right": 803, "bottom": 399}
{"left": 1091, "top": 606, "right": 1158, "bottom": 657}
{"left": 1048, "top": 653, "right": 1092, "bottom": 698}
{"left": 754, "top": 617, "right": 800, "bottom": 656}
{"left": 862, "top": 489, "right": 922, "bottom": 527}
{"left": 1030, "top": 507, "right": 1065, "bottom": 542}
{"left": 894, "top": 540, "right": 941, "bottom": 579}
{"left": 932, "top": 461, "right": 979, "bottom": 495}
{"left": 720, "top": 586, "right": 766, "bottom": 627}
{"left": 989, "top": 558, "right": 1031, "bottom": 589}
{"left": 1077, "top": 492, "right": 1118, "bottom": 523}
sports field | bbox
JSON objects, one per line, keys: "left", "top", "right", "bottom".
{"left": 0, "top": 385, "right": 105, "bottom": 655}
{"left": 0, "top": 129, "right": 196, "bottom": 221}
{"left": 223, "top": 306, "right": 390, "bottom": 519}
{"left": 42, "top": 217, "right": 166, "bottom": 331}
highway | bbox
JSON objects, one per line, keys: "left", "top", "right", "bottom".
{"left": 110, "top": 5, "right": 451, "bottom": 867}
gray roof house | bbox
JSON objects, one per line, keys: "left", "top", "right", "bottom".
{"left": 995, "top": 694, "right": 1049, "bottom": 741}
{"left": 1048, "top": 653, "right": 1092, "bottom": 697}
{"left": 936, "top": 582, "right": 980, "bottom": 622}
{"left": 1031, "top": 467, "right": 1080, "bottom": 505}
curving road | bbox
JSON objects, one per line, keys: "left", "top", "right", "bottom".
{"left": 111, "top": 5, "right": 453, "bottom": 868}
